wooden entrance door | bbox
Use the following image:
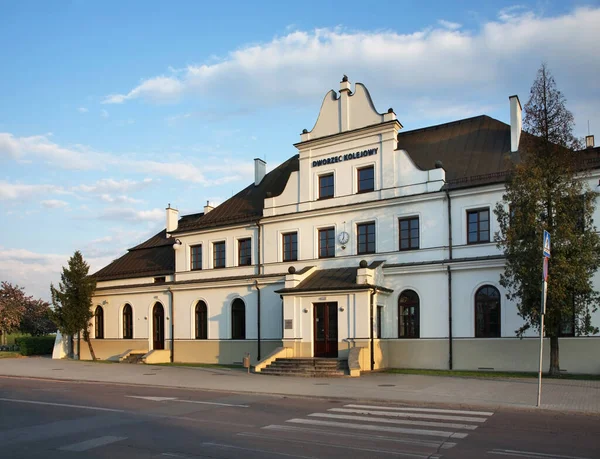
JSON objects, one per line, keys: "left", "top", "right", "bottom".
{"left": 313, "top": 303, "right": 338, "bottom": 357}
{"left": 153, "top": 303, "right": 165, "bottom": 350}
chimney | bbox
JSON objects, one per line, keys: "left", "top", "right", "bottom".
{"left": 586, "top": 135, "right": 595, "bottom": 149}
{"left": 204, "top": 200, "right": 214, "bottom": 213}
{"left": 254, "top": 158, "right": 266, "bottom": 186}
{"left": 166, "top": 204, "right": 178, "bottom": 233}
{"left": 509, "top": 95, "right": 522, "bottom": 153}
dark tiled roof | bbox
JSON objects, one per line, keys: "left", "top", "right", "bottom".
{"left": 173, "top": 155, "right": 299, "bottom": 234}
{"left": 92, "top": 229, "right": 175, "bottom": 281}
{"left": 91, "top": 157, "right": 299, "bottom": 281}
{"left": 398, "top": 115, "right": 519, "bottom": 188}
{"left": 275, "top": 267, "right": 392, "bottom": 294}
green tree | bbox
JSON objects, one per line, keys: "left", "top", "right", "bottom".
{"left": 20, "top": 298, "right": 56, "bottom": 337}
{"left": 50, "top": 251, "right": 97, "bottom": 360}
{"left": 495, "top": 64, "right": 600, "bottom": 376}
{"left": 0, "top": 282, "right": 28, "bottom": 345}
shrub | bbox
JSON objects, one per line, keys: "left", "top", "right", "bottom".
{"left": 15, "top": 335, "right": 55, "bottom": 356}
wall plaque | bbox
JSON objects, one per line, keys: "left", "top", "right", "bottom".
{"left": 284, "top": 319, "right": 293, "bottom": 330}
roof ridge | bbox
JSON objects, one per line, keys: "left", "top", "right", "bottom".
{"left": 398, "top": 114, "right": 507, "bottom": 137}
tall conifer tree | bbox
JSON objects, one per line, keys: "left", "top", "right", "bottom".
{"left": 51, "top": 251, "right": 97, "bottom": 360}
{"left": 495, "top": 64, "right": 600, "bottom": 375}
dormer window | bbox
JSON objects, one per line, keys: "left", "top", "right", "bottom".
{"left": 319, "top": 173, "right": 334, "bottom": 199}
{"left": 357, "top": 166, "right": 374, "bottom": 193}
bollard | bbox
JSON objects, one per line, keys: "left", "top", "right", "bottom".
{"left": 243, "top": 352, "right": 250, "bottom": 374}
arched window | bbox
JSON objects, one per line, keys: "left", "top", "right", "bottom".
{"left": 195, "top": 301, "right": 208, "bottom": 339}
{"left": 231, "top": 298, "right": 245, "bottom": 340}
{"left": 123, "top": 304, "right": 133, "bottom": 339}
{"left": 475, "top": 285, "right": 501, "bottom": 338}
{"left": 94, "top": 306, "right": 104, "bottom": 339}
{"left": 398, "top": 290, "right": 420, "bottom": 338}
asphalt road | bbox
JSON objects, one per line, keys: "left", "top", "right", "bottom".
{"left": 0, "top": 376, "right": 598, "bottom": 459}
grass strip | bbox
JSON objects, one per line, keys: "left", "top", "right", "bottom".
{"left": 385, "top": 368, "right": 600, "bottom": 380}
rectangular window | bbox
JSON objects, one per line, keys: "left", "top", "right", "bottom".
{"left": 467, "top": 208, "right": 490, "bottom": 244}
{"left": 190, "top": 245, "right": 202, "bottom": 270}
{"left": 376, "top": 305, "right": 383, "bottom": 339}
{"left": 238, "top": 238, "right": 252, "bottom": 266}
{"left": 560, "top": 293, "right": 576, "bottom": 337}
{"left": 282, "top": 232, "right": 298, "bottom": 262}
{"left": 573, "top": 194, "right": 586, "bottom": 234}
{"left": 319, "top": 173, "right": 334, "bottom": 199}
{"left": 357, "top": 165, "right": 374, "bottom": 193}
{"left": 318, "top": 227, "right": 335, "bottom": 258}
{"left": 399, "top": 217, "right": 419, "bottom": 250}
{"left": 213, "top": 241, "right": 226, "bottom": 268}
{"left": 357, "top": 222, "right": 376, "bottom": 254}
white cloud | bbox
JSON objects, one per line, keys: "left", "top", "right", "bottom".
{"left": 438, "top": 19, "right": 462, "bottom": 30}
{"left": 78, "top": 107, "right": 88, "bottom": 113}
{"left": 100, "top": 109, "right": 109, "bottom": 118}
{"left": 0, "top": 133, "right": 97, "bottom": 169}
{"left": 116, "top": 118, "right": 135, "bottom": 126}
{"left": 498, "top": 5, "right": 530, "bottom": 22}
{"left": 74, "top": 178, "right": 154, "bottom": 194}
{"left": 41, "top": 199, "right": 69, "bottom": 209}
{"left": 0, "top": 134, "right": 249, "bottom": 184}
{"left": 99, "top": 194, "right": 143, "bottom": 204}
{"left": 98, "top": 207, "right": 164, "bottom": 223}
{"left": 0, "top": 181, "right": 63, "bottom": 200}
{"left": 0, "top": 247, "right": 117, "bottom": 301}
{"left": 166, "top": 112, "right": 192, "bottom": 125}
{"left": 99, "top": 7, "right": 600, "bottom": 119}
{"left": 103, "top": 76, "right": 185, "bottom": 104}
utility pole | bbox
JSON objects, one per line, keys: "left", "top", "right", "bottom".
{"left": 537, "top": 230, "right": 551, "bottom": 407}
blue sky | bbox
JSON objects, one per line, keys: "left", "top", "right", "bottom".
{"left": 1, "top": 1, "right": 599, "bottom": 300}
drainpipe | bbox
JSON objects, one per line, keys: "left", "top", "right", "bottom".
{"left": 255, "top": 280, "right": 261, "bottom": 361}
{"left": 445, "top": 187, "right": 453, "bottom": 370}
{"left": 168, "top": 287, "right": 174, "bottom": 363}
{"left": 256, "top": 220, "right": 262, "bottom": 360}
{"left": 370, "top": 289, "right": 375, "bottom": 371}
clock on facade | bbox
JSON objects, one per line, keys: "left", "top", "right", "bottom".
{"left": 338, "top": 231, "right": 350, "bottom": 245}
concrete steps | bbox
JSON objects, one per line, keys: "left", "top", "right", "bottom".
{"left": 122, "top": 353, "right": 145, "bottom": 364}
{"left": 260, "top": 358, "right": 349, "bottom": 377}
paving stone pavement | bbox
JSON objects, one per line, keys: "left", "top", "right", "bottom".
{"left": 1, "top": 357, "right": 599, "bottom": 414}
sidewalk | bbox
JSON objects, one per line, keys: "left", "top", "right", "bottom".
{"left": 1, "top": 357, "right": 599, "bottom": 414}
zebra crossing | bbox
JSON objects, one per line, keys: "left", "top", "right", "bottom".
{"left": 242, "top": 403, "right": 494, "bottom": 458}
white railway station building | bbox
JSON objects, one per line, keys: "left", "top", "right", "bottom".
{"left": 68, "top": 77, "right": 600, "bottom": 374}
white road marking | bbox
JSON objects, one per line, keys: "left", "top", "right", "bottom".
{"left": 125, "top": 395, "right": 248, "bottom": 408}
{"left": 345, "top": 404, "right": 494, "bottom": 416}
{"left": 309, "top": 412, "right": 479, "bottom": 430}
{"left": 286, "top": 418, "right": 469, "bottom": 439}
{"left": 238, "top": 432, "right": 431, "bottom": 458}
{"left": 0, "top": 398, "right": 124, "bottom": 413}
{"left": 175, "top": 399, "right": 249, "bottom": 408}
{"left": 488, "top": 450, "right": 592, "bottom": 459}
{"left": 202, "top": 441, "right": 319, "bottom": 458}
{"left": 262, "top": 424, "right": 457, "bottom": 449}
{"left": 330, "top": 407, "right": 487, "bottom": 423}
{"left": 59, "top": 436, "right": 127, "bottom": 452}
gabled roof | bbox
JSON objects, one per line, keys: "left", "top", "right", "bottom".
{"left": 173, "top": 155, "right": 299, "bottom": 234}
{"left": 92, "top": 229, "right": 175, "bottom": 281}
